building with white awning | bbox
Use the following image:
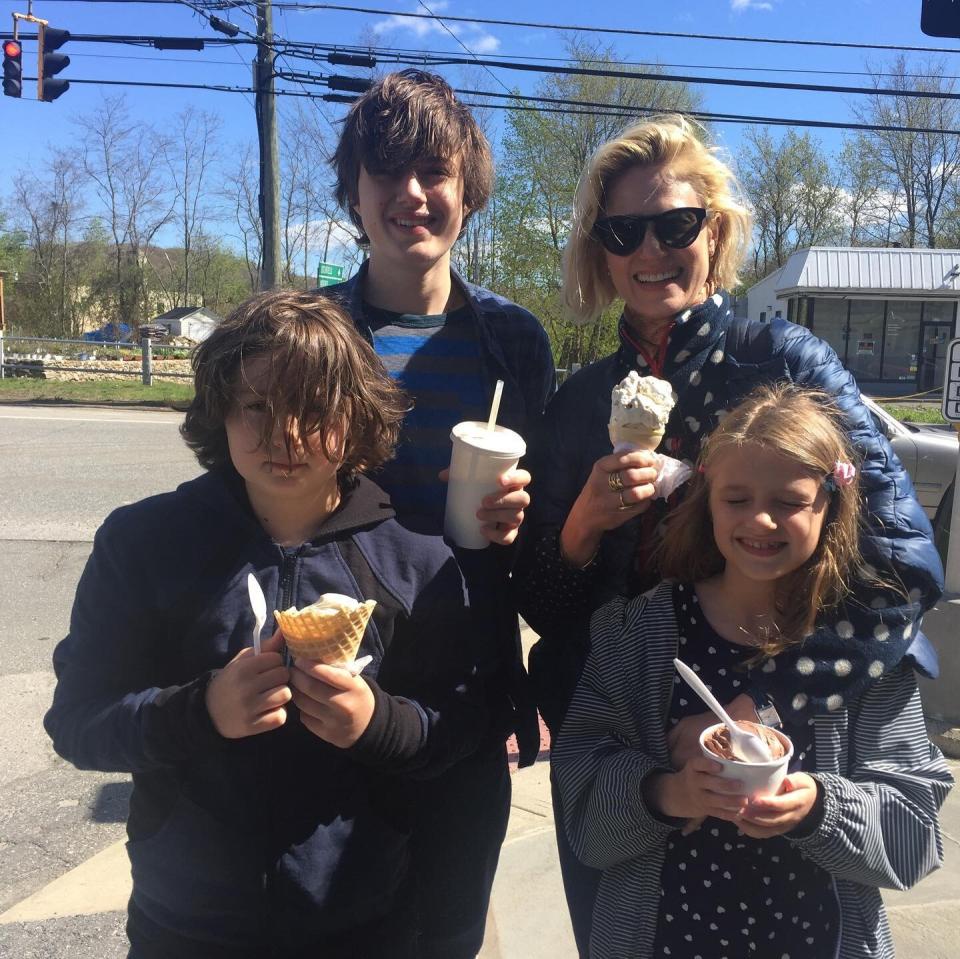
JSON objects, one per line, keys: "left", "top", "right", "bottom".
{"left": 745, "top": 247, "right": 960, "bottom": 394}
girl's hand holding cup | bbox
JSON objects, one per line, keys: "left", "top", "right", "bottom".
{"left": 737, "top": 773, "right": 821, "bottom": 839}
{"left": 644, "top": 758, "right": 750, "bottom": 826}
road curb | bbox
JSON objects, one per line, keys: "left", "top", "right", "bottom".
{"left": 927, "top": 719, "right": 960, "bottom": 759}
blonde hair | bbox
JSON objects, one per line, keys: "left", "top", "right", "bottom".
{"left": 659, "top": 384, "right": 864, "bottom": 658}
{"left": 563, "top": 115, "right": 752, "bottom": 323}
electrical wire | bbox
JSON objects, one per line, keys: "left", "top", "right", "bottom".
{"left": 7, "top": 29, "right": 960, "bottom": 102}
{"left": 266, "top": 3, "right": 960, "bottom": 56}
{"left": 31, "top": 73, "right": 960, "bottom": 136}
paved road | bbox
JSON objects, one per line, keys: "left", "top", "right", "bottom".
{"left": 0, "top": 405, "right": 200, "bottom": 958}
{"left": 2, "top": 403, "right": 959, "bottom": 958}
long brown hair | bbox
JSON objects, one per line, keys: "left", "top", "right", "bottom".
{"left": 181, "top": 290, "right": 409, "bottom": 488}
{"left": 659, "top": 383, "right": 864, "bottom": 657}
{"left": 333, "top": 69, "right": 493, "bottom": 241}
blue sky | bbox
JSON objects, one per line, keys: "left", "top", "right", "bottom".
{"left": 1, "top": 1, "right": 956, "bottom": 232}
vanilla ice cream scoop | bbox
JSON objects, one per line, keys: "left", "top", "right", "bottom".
{"left": 608, "top": 372, "right": 676, "bottom": 450}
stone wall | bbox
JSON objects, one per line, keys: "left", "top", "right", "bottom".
{"left": 9, "top": 357, "right": 193, "bottom": 384}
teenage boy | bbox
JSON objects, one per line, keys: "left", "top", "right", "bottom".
{"left": 323, "top": 69, "right": 556, "bottom": 958}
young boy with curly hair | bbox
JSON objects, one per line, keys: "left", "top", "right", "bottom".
{"left": 45, "top": 290, "right": 486, "bottom": 959}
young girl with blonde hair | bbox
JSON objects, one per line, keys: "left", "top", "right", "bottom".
{"left": 554, "top": 383, "right": 952, "bottom": 959}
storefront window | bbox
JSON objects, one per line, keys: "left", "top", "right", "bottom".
{"left": 846, "top": 300, "right": 884, "bottom": 380}
{"left": 922, "top": 300, "right": 956, "bottom": 328}
{"left": 810, "top": 298, "right": 849, "bottom": 363}
{"left": 883, "top": 301, "right": 922, "bottom": 381}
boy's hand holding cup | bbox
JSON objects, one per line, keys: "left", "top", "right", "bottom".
{"left": 443, "top": 381, "right": 528, "bottom": 550}
{"left": 206, "top": 629, "right": 292, "bottom": 739}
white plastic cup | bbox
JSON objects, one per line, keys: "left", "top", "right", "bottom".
{"left": 443, "top": 421, "right": 526, "bottom": 550}
{"left": 698, "top": 721, "right": 794, "bottom": 799}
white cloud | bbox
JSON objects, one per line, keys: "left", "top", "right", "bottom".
{"left": 731, "top": 0, "right": 774, "bottom": 10}
{"left": 372, "top": 2, "right": 500, "bottom": 53}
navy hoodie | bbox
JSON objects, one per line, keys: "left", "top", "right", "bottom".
{"left": 44, "top": 469, "right": 485, "bottom": 953}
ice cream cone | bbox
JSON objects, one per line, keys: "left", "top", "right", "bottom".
{"left": 275, "top": 594, "right": 376, "bottom": 666}
{"left": 608, "top": 424, "right": 666, "bottom": 451}
{"left": 609, "top": 373, "right": 675, "bottom": 453}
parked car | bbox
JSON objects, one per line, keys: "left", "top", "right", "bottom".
{"left": 863, "top": 395, "right": 956, "bottom": 564}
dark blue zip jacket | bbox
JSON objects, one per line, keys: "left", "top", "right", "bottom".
{"left": 44, "top": 470, "right": 485, "bottom": 953}
{"left": 319, "top": 262, "right": 556, "bottom": 762}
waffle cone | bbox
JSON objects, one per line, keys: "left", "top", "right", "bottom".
{"left": 275, "top": 599, "right": 376, "bottom": 665}
{"left": 608, "top": 424, "right": 665, "bottom": 451}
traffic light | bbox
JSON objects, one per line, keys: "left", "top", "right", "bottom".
{"left": 38, "top": 24, "right": 70, "bottom": 102}
{"left": 921, "top": 0, "right": 960, "bottom": 38}
{"left": 2, "top": 39, "right": 22, "bottom": 99}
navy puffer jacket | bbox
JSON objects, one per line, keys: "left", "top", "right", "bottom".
{"left": 515, "top": 292, "right": 944, "bottom": 728}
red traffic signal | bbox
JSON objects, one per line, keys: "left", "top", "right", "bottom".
{"left": 2, "top": 39, "right": 22, "bottom": 99}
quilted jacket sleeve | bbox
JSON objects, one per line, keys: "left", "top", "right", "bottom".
{"left": 781, "top": 322, "right": 943, "bottom": 611}
{"left": 790, "top": 662, "right": 953, "bottom": 890}
{"left": 739, "top": 324, "right": 948, "bottom": 720}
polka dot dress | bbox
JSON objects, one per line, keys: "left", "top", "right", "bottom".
{"left": 652, "top": 583, "right": 838, "bottom": 959}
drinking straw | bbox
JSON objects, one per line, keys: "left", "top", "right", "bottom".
{"left": 486, "top": 380, "right": 504, "bottom": 431}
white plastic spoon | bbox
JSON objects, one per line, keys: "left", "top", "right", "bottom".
{"left": 247, "top": 573, "right": 267, "bottom": 656}
{"left": 673, "top": 658, "right": 773, "bottom": 763}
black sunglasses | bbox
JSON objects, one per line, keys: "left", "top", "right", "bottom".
{"left": 591, "top": 207, "right": 710, "bottom": 256}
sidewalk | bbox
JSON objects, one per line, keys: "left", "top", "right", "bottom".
{"left": 480, "top": 627, "right": 960, "bottom": 958}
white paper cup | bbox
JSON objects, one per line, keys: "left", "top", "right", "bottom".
{"left": 698, "top": 721, "right": 793, "bottom": 799}
{"left": 443, "top": 421, "right": 526, "bottom": 550}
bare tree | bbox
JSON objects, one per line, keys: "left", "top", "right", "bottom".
{"left": 851, "top": 57, "right": 960, "bottom": 247}
{"left": 11, "top": 151, "right": 86, "bottom": 336}
{"left": 78, "top": 96, "right": 174, "bottom": 327}
{"left": 222, "top": 142, "right": 264, "bottom": 293}
{"left": 161, "top": 106, "right": 222, "bottom": 306}
{"left": 737, "top": 128, "right": 843, "bottom": 281}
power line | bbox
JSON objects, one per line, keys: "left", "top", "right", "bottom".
{"left": 415, "top": 0, "right": 511, "bottom": 95}
{"left": 7, "top": 30, "right": 960, "bottom": 102}
{"left": 38, "top": 73, "right": 960, "bottom": 137}
{"left": 268, "top": 3, "right": 960, "bottom": 56}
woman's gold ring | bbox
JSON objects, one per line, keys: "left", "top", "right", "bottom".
{"left": 617, "top": 490, "right": 633, "bottom": 511}
{"left": 608, "top": 470, "right": 624, "bottom": 492}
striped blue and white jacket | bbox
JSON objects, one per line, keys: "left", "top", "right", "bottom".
{"left": 553, "top": 582, "right": 954, "bottom": 959}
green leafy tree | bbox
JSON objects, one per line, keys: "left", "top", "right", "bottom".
{"left": 488, "top": 38, "right": 702, "bottom": 369}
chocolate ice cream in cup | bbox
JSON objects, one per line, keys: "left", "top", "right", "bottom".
{"left": 699, "top": 721, "right": 793, "bottom": 798}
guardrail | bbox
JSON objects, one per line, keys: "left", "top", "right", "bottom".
{"left": 0, "top": 332, "right": 194, "bottom": 384}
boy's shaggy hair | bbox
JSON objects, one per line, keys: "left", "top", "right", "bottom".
{"left": 563, "top": 114, "right": 752, "bottom": 323}
{"left": 332, "top": 69, "right": 493, "bottom": 240}
{"left": 658, "top": 383, "right": 864, "bottom": 658}
{"left": 181, "top": 290, "right": 408, "bottom": 487}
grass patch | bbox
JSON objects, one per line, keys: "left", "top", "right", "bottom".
{"left": 877, "top": 403, "right": 949, "bottom": 425}
{"left": 0, "top": 377, "right": 194, "bottom": 407}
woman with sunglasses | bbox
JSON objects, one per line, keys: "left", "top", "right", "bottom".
{"left": 513, "top": 114, "right": 944, "bottom": 956}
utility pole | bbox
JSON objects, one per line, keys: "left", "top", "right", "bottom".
{"left": 256, "top": 1, "right": 280, "bottom": 290}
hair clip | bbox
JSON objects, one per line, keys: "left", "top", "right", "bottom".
{"left": 823, "top": 460, "right": 856, "bottom": 492}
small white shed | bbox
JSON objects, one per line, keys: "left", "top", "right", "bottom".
{"left": 152, "top": 306, "right": 222, "bottom": 342}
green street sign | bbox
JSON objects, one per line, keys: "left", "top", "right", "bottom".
{"left": 316, "top": 262, "right": 345, "bottom": 288}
